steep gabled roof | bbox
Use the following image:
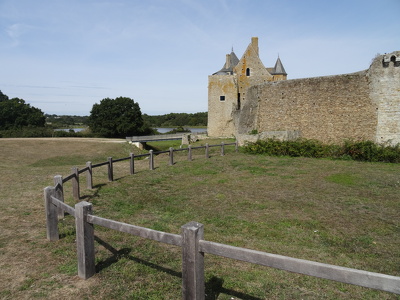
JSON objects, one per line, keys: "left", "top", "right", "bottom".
{"left": 213, "top": 51, "right": 239, "bottom": 75}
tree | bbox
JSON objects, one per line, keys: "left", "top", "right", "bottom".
{"left": 0, "top": 90, "right": 9, "bottom": 102}
{"left": 142, "top": 112, "right": 208, "bottom": 127}
{"left": 0, "top": 92, "right": 46, "bottom": 129}
{"left": 88, "top": 97, "right": 148, "bottom": 138}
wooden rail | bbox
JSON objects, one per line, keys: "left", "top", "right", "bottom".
{"left": 199, "top": 240, "right": 400, "bottom": 294}
{"left": 44, "top": 140, "right": 400, "bottom": 299}
{"left": 54, "top": 142, "right": 237, "bottom": 201}
{"left": 126, "top": 133, "right": 185, "bottom": 142}
{"left": 88, "top": 215, "right": 182, "bottom": 247}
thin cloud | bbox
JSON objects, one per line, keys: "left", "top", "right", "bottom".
{"left": 0, "top": 0, "right": 399, "bottom": 115}
{"left": 5, "top": 23, "right": 32, "bottom": 46}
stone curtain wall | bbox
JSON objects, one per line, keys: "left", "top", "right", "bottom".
{"left": 246, "top": 72, "right": 377, "bottom": 144}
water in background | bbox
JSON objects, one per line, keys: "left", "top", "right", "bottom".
{"left": 155, "top": 128, "right": 207, "bottom": 134}
{"left": 55, "top": 127, "right": 207, "bottom": 134}
{"left": 54, "top": 128, "right": 85, "bottom": 132}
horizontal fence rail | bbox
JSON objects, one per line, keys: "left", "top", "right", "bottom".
{"left": 62, "top": 173, "right": 75, "bottom": 183}
{"left": 51, "top": 196, "right": 75, "bottom": 217}
{"left": 87, "top": 215, "right": 182, "bottom": 247}
{"left": 127, "top": 133, "right": 184, "bottom": 142}
{"left": 44, "top": 139, "right": 400, "bottom": 299}
{"left": 77, "top": 167, "right": 89, "bottom": 174}
{"left": 52, "top": 141, "right": 237, "bottom": 202}
{"left": 91, "top": 161, "right": 109, "bottom": 168}
{"left": 198, "top": 240, "right": 400, "bottom": 294}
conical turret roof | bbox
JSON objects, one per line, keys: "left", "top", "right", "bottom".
{"left": 272, "top": 57, "right": 287, "bottom": 75}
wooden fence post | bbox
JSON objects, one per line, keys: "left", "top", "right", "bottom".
{"left": 220, "top": 142, "right": 225, "bottom": 156}
{"left": 108, "top": 157, "right": 113, "bottom": 182}
{"left": 75, "top": 201, "right": 95, "bottom": 279}
{"left": 149, "top": 150, "right": 154, "bottom": 170}
{"left": 181, "top": 221, "right": 205, "bottom": 300}
{"left": 130, "top": 153, "right": 135, "bottom": 175}
{"left": 205, "top": 143, "right": 209, "bottom": 159}
{"left": 188, "top": 145, "right": 192, "bottom": 161}
{"left": 44, "top": 186, "right": 59, "bottom": 241}
{"left": 169, "top": 147, "right": 174, "bottom": 166}
{"left": 54, "top": 175, "right": 64, "bottom": 219}
{"left": 86, "top": 161, "right": 93, "bottom": 189}
{"left": 72, "top": 167, "right": 80, "bottom": 201}
{"left": 235, "top": 140, "right": 238, "bottom": 152}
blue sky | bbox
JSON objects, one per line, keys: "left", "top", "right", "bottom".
{"left": 1, "top": 0, "right": 399, "bottom": 116}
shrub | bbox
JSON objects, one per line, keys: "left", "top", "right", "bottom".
{"left": 165, "top": 126, "right": 190, "bottom": 134}
{"left": 243, "top": 138, "right": 400, "bottom": 163}
{"left": 0, "top": 127, "right": 53, "bottom": 138}
{"left": 0, "top": 127, "right": 96, "bottom": 138}
{"left": 52, "top": 129, "right": 95, "bottom": 138}
{"left": 341, "top": 140, "right": 400, "bottom": 163}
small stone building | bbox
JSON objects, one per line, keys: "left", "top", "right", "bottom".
{"left": 208, "top": 37, "right": 400, "bottom": 145}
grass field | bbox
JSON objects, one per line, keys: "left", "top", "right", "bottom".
{"left": 0, "top": 138, "right": 399, "bottom": 299}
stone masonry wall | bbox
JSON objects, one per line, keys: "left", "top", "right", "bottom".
{"left": 207, "top": 75, "right": 237, "bottom": 137}
{"left": 210, "top": 45, "right": 400, "bottom": 144}
{"left": 234, "top": 38, "right": 273, "bottom": 109}
{"left": 369, "top": 51, "right": 400, "bottom": 144}
{"left": 246, "top": 71, "right": 377, "bottom": 144}
{"left": 208, "top": 37, "right": 274, "bottom": 137}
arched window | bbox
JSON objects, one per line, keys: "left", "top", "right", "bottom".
{"left": 246, "top": 68, "right": 250, "bottom": 76}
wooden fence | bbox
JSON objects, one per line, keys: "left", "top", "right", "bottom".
{"left": 44, "top": 141, "right": 400, "bottom": 299}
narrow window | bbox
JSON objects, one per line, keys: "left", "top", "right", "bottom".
{"left": 237, "top": 93, "right": 241, "bottom": 110}
{"left": 246, "top": 68, "right": 250, "bottom": 76}
{"left": 220, "top": 96, "right": 225, "bottom": 101}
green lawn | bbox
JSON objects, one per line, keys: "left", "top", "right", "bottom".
{"left": 0, "top": 138, "right": 399, "bottom": 299}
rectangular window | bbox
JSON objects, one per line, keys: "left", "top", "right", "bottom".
{"left": 220, "top": 96, "right": 225, "bottom": 101}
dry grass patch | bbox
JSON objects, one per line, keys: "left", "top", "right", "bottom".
{"left": 0, "top": 138, "right": 399, "bottom": 299}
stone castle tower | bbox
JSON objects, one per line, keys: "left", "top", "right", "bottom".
{"left": 207, "top": 37, "right": 286, "bottom": 137}
{"left": 208, "top": 37, "right": 400, "bottom": 146}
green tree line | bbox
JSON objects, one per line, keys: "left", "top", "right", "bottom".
{"left": 0, "top": 90, "right": 207, "bottom": 138}
{"left": 142, "top": 112, "right": 207, "bottom": 127}
{"left": 45, "top": 114, "right": 89, "bottom": 128}
{"left": 45, "top": 112, "right": 208, "bottom": 129}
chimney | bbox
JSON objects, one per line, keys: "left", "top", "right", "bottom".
{"left": 251, "top": 37, "right": 259, "bottom": 56}
{"left": 226, "top": 54, "right": 231, "bottom": 69}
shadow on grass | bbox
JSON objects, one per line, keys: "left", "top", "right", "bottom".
{"left": 94, "top": 235, "right": 181, "bottom": 278}
{"left": 79, "top": 183, "right": 106, "bottom": 202}
{"left": 94, "top": 236, "right": 263, "bottom": 300}
{"left": 205, "top": 276, "right": 263, "bottom": 300}
{"left": 79, "top": 175, "right": 129, "bottom": 201}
